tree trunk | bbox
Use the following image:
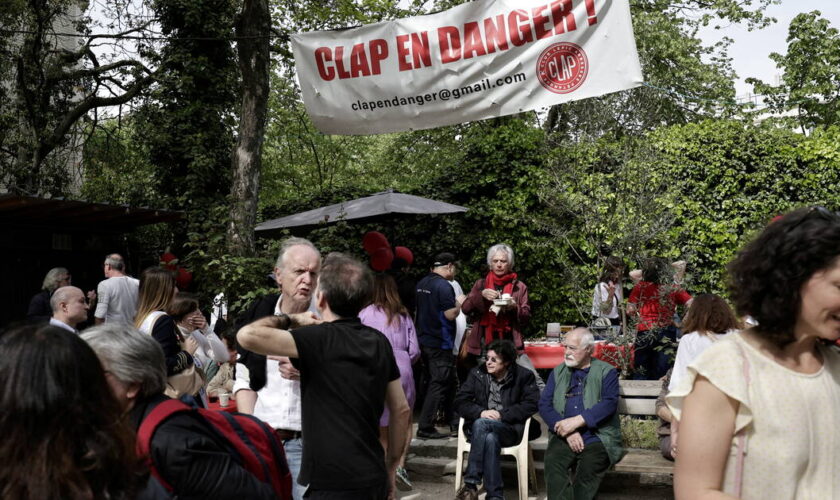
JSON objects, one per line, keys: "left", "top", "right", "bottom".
{"left": 228, "top": 0, "right": 270, "bottom": 257}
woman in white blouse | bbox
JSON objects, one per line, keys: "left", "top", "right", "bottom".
{"left": 668, "top": 207, "right": 840, "bottom": 499}
{"left": 668, "top": 294, "right": 740, "bottom": 392}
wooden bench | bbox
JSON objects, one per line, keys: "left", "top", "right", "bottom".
{"left": 618, "top": 379, "right": 661, "bottom": 416}
{"left": 613, "top": 379, "right": 674, "bottom": 483}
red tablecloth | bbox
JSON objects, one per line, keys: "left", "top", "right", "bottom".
{"left": 524, "top": 341, "right": 634, "bottom": 370}
{"left": 207, "top": 398, "right": 238, "bottom": 413}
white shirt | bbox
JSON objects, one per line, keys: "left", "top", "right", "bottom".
{"left": 668, "top": 330, "right": 734, "bottom": 391}
{"left": 591, "top": 282, "right": 623, "bottom": 319}
{"left": 178, "top": 325, "right": 229, "bottom": 367}
{"left": 209, "top": 292, "right": 228, "bottom": 332}
{"left": 95, "top": 276, "right": 139, "bottom": 324}
{"left": 233, "top": 294, "right": 316, "bottom": 431}
{"left": 49, "top": 317, "right": 77, "bottom": 334}
{"left": 449, "top": 279, "right": 468, "bottom": 354}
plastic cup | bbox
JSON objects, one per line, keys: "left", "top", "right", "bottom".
{"left": 219, "top": 392, "right": 230, "bottom": 407}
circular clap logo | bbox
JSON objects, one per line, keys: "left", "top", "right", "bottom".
{"left": 536, "top": 42, "right": 589, "bottom": 94}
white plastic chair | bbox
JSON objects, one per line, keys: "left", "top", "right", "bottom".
{"left": 454, "top": 416, "right": 538, "bottom": 500}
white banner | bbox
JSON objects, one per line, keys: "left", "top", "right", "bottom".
{"left": 291, "top": 0, "right": 642, "bottom": 135}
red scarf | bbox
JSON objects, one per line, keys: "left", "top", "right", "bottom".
{"left": 479, "top": 271, "right": 517, "bottom": 345}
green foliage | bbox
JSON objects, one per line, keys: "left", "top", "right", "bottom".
{"left": 620, "top": 415, "right": 659, "bottom": 450}
{"left": 81, "top": 119, "right": 163, "bottom": 207}
{"left": 185, "top": 205, "right": 277, "bottom": 317}
{"left": 540, "top": 134, "right": 679, "bottom": 321}
{"left": 544, "top": 0, "right": 774, "bottom": 138}
{"left": 540, "top": 119, "right": 840, "bottom": 323}
{"left": 747, "top": 11, "right": 840, "bottom": 133}
{"left": 134, "top": 0, "right": 238, "bottom": 213}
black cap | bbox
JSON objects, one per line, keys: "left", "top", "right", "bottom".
{"left": 432, "top": 252, "right": 456, "bottom": 268}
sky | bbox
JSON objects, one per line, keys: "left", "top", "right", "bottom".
{"left": 698, "top": 0, "right": 840, "bottom": 99}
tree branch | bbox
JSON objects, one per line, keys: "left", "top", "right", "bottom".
{"left": 39, "top": 72, "right": 155, "bottom": 159}
{"left": 48, "top": 59, "right": 151, "bottom": 83}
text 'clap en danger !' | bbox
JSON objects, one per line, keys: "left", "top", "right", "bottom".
{"left": 313, "top": 0, "right": 599, "bottom": 81}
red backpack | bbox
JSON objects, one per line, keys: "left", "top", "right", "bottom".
{"left": 137, "top": 399, "right": 292, "bottom": 499}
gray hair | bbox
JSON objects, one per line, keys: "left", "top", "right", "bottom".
{"left": 568, "top": 327, "right": 595, "bottom": 350}
{"left": 42, "top": 267, "right": 69, "bottom": 292}
{"left": 275, "top": 237, "right": 320, "bottom": 269}
{"left": 105, "top": 253, "right": 125, "bottom": 272}
{"left": 81, "top": 324, "right": 167, "bottom": 399}
{"left": 50, "top": 286, "right": 80, "bottom": 313}
{"left": 486, "top": 244, "right": 515, "bottom": 269}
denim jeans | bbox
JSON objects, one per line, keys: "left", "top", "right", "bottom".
{"left": 465, "top": 418, "right": 520, "bottom": 498}
{"left": 283, "top": 437, "right": 307, "bottom": 500}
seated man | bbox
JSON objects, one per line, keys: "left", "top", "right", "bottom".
{"left": 453, "top": 339, "right": 540, "bottom": 500}
{"left": 81, "top": 324, "right": 277, "bottom": 499}
{"left": 539, "top": 328, "right": 624, "bottom": 500}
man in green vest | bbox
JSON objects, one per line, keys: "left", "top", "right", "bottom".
{"left": 539, "top": 328, "right": 624, "bottom": 500}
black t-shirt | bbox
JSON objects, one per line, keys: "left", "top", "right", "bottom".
{"left": 290, "top": 318, "right": 400, "bottom": 490}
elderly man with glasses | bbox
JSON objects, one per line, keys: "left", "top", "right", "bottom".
{"left": 539, "top": 327, "right": 624, "bottom": 500}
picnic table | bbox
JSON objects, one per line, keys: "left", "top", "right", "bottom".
{"left": 524, "top": 341, "right": 634, "bottom": 370}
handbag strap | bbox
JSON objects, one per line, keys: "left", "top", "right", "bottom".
{"left": 732, "top": 338, "right": 751, "bottom": 498}
{"left": 139, "top": 311, "right": 166, "bottom": 335}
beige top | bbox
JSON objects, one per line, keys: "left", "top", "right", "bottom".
{"left": 667, "top": 332, "right": 840, "bottom": 499}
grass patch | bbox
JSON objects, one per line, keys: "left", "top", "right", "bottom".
{"left": 620, "top": 415, "right": 659, "bottom": 449}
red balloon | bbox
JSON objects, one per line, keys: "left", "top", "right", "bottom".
{"left": 160, "top": 252, "right": 179, "bottom": 270}
{"left": 362, "top": 231, "right": 390, "bottom": 255}
{"left": 394, "top": 246, "right": 414, "bottom": 266}
{"left": 370, "top": 247, "right": 394, "bottom": 272}
{"left": 175, "top": 267, "right": 193, "bottom": 291}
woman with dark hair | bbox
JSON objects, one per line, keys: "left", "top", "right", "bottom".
{"left": 627, "top": 258, "right": 693, "bottom": 379}
{"left": 453, "top": 339, "right": 539, "bottom": 500}
{"left": 169, "top": 293, "right": 228, "bottom": 382}
{"left": 668, "top": 207, "right": 840, "bottom": 499}
{"left": 358, "top": 273, "right": 420, "bottom": 491}
{"left": 135, "top": 267, "right": 200, "bottom": 398}
{"left": 591, "top": 256, "right": 625, "bottom": 326}
{"left": 0, "top": 324, "right": 148, "bottom": 499}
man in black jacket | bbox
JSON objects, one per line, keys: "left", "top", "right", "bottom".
{"left": 82, "top": 324, "right": 276, "bottom": 499}
{"left": 454, "top": 339, "right": 540, "bottom": 500}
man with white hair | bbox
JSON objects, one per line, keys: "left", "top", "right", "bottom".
{"left": 539, "top": 328, "right": 624, "bottom": 500}
{"left": 233, "top": 237, "right": 321, "bottom": 500}
{"left": 49, "top": 286, "right": 89, "bottom": 334}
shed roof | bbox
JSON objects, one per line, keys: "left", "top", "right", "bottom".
{"left": 0, "top": 194, "right": 183, "bottom": 230}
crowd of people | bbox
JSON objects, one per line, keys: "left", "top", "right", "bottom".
{"left": 3, "top": 206, "right": 840, "bottom": 500}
